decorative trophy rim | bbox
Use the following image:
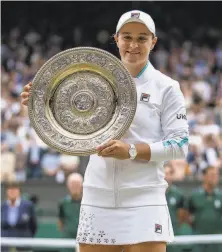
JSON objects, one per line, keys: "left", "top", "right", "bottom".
{"left": 28, "top": 47, "right": 137, "bottom": 156}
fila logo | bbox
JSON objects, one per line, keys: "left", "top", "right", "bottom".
{"left": 140, "top": 93, "right": 150, "bottom": 102}
{"left": 176, "top": 114, "right": 187, "bottom": 120}
{"left": 131, "top": 12, "right": 140, "bottom": 18}
{"left": 155, "top": 224, "right": 162, "bottom": 234}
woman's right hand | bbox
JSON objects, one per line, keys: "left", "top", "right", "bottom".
{"left": 21, "top": 82, "right": 32, "bottom": 106}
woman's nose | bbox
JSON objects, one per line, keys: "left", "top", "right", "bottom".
{"left": 129, "top": 41, "right": 139, "bottom": 49}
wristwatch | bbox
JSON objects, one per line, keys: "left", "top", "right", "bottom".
{"left": 129, "top": 144, "right": 137, "bottom": 160}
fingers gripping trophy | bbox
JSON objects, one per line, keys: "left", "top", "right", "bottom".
{"left": 21, "top": 10, "right": 189, "bottom": 252}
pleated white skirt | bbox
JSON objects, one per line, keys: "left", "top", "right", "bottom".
{"left": 76, "top": 204, "right": 174, "bottom": 245}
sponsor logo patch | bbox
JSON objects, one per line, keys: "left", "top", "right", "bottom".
{"left": 155, "top": 224, "right": 162, "bottom": 234}
{"left": 131, "top": 12, "right": 140, "bottom": 18}
{"left": 140, "top": 93, "right": 150, "bottom": 102}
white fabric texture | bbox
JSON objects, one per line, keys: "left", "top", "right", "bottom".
{"left": 82, "top": 62, "right": 189, "bottom": 208}
{"left": 77, "top": 204, "right": 174, "bottom": 245}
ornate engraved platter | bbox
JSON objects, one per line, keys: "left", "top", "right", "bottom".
{"left": 28, "top": 47, "right": 137, "bottom": 155}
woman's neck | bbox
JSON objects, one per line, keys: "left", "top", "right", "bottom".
{"left": 125, "top": 61, "right": 148, "bottom": 78}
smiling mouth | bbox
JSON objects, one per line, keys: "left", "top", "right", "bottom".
{"left": 127, "top": 51, "right": 140, "bottom": 55}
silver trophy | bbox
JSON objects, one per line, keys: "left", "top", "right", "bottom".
{"left": 28, "top": 47, "right": 137, "bottom": 155}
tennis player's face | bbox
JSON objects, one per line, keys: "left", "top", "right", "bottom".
{"left": 115, "top": 22, "right": 157, "bottom": 65}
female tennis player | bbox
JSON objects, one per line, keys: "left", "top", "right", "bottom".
{"left": 21, "top": 10, "right": 189, "bottom": 252}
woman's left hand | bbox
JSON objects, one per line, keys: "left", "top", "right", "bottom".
{"left": 96, "top": 140, "right": 130, "bottom": 160}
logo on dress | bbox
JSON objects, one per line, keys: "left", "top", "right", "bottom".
{"left": 176, "top": 114, "right": 187, "bottom": 120}
{"left": 155, "top": 224, "right": 162, "bottom": 234}
{"left": 131, "top": 12, "right": 140, "bottom": 18}
{"left": 140, "top": 93, "right": 150, "bottom": 102}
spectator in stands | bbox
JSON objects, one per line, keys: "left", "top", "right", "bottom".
{"left": 58, "top": 173, "right": 83, "bottom": 252}
{"left": 165, "top": 163, "right": 187, "bottom": 234}
{"left": 26, "top": 136, "right": 45, "bottom": 179}
{"left": 2, "top": 116, "right": 21, "bottom": 152}
{"left": 1, "top": 143, "right": 16, "bottom": 182}
{"left": 186, "top": 143, "right": 204, "bottom": 178}
{"left": 1, "top": 182, "right": 37, "bottom": 252}
{"left": 168, "top": 159, "right": 190, "bottom": 181}
{"left": 165, "top": 163, "right": 193, "bottom": 252}
{"left": 1, "top": 3, "right": 222, "bottom": 186}
{"left": 58, "top": 154, "right": 80, "bottom": 183}
{"left": 187, "top": 166, "right": 222, "bottom": 252}
{"left": 14, "top": 143, "right": 27, "bottom": 182}
{"left": 40, "top": 149, "right": 61, "bottom": 178}
{"left": 203, "top": 134, "right": 221, "bottom": 169}
{"left": 152, "top": 43, "right": 169, "bottom": 72}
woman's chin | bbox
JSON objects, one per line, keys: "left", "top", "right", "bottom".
{"left": 124, "top": 54, "right": 146, "bottom": 64}
{"left": 123, "top": 58, "right": 139, "bottom": 65}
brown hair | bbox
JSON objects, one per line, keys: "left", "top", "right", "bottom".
{"left": 6, "top": 182, "right": 21, "bottom": 190}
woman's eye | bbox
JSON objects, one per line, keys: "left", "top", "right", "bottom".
{"left": 138, "top": 37, "right": 147, "bottom": 42}
{"left": 124, "top": 36, "right": 131, "bottom": 40}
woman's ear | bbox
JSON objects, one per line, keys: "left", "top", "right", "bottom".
{"left": 151, "top": 36, "right": 158, "bottom": 50}
{"left": 114, "top": 34, "right": 119, "bottom": 48}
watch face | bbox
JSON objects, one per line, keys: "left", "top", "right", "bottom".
{"left": 130, "top": 149, "right": 137, "bottom": 157}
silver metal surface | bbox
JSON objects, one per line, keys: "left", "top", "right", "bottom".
{"left": 28, "top": 47, "right": 137, "bottom": 155}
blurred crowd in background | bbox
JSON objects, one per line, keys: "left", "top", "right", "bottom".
{"left": 1, "top": 2, "right": 222, "bottom": 184}
{"left": 1, "top": 2, "right": 222, "bottom": 252}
